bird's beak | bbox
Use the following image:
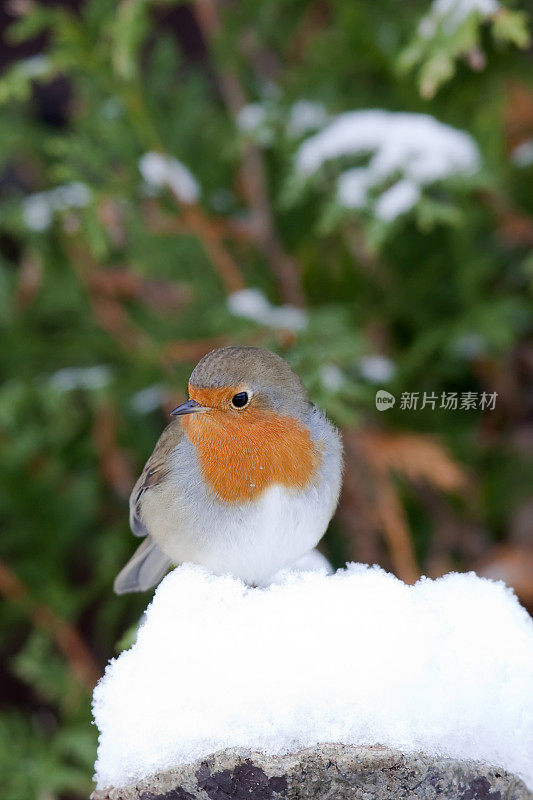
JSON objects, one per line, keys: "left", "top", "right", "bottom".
{"left": 170, "top": 398, "right": 209, "bottom": 416}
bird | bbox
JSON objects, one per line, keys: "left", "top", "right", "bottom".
{"left": 114, "top": 346, "right": 343, "bottom": 594}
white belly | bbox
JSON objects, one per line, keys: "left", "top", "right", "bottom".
{"left": 144, "top": 481, "right": 335, "bottom": 585}
{"left": 141, "top": 409, "right": 343, "bottom": 585}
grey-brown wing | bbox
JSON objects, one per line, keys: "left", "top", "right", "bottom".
{"left": 114, "top": 536, "right": 171, "bottom": 594}
{"left": 129, "top": 420, "right": 184, "bottom": 537}
{"left": 115, "top": 420, "right": 184, "bottom": 594}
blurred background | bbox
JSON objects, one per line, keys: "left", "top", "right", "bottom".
{"left": 1, "top": 0, "right": 533, "bottom": 797}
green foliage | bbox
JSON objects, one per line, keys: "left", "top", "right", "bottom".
{"left": 399, "top": 2, "right": 530, "bottom": 98}
{"left": 0, "top": 1, "right": 532, "bottom": 798}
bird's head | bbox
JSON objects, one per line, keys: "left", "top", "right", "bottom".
{"left": 171, "top": 346, "right": 310, "bottom": 423}
{"left": 170, "top": 347, "right": 318, "bottom": 502}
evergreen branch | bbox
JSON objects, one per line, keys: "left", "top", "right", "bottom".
{"left": 193, "top": 0, "right": 305, "bottom": 307}
{"left": 112, "top": 81, "right": 246, "bottom": 295}
{"left": 371, "top": 473, "right": 420, "bottom": 586}
{"left": 180, "top": 204, "right": 246, "bottom": 294}
{"left": 0, "top": 558, "right": 101, "bottom": 691}
{"left": 343, "top": 432, "right": 420, "bottom": 584}
{"left": 142, "top": 199, "right": 251, "bottom": 244}
{"left": 64, "top": 237, "right": 155, "bottom": 355}
{"left": 92, "top": 403, "right": 136, "bottom": 499}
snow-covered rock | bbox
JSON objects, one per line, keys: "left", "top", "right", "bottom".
{"left": 92, "top": 744, "right": 533, "bottom": 800}
{"left": 93, "top": 563, "right": 533, "bottom": 791}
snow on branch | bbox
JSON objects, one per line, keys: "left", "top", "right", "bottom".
{"left": 139, "top": 152, "right": 200, "bottom": 205}
{"left": 228, "top": 288, "right": 307, "bottom": 331}
{"left": 418, "top": 0, "right": 500, "bottom": 39}
{"left": 235, "top": 99, "right": 330, "bottom": 145}
{"left": 294, "top": 110, "right": 480, "bottom": 223}
{"left": 93, "top": 563, "right": 533, "bottom": 791}
{"left": 23, "top": 182, "right": 91, "bottom": 231}
{"left": 400, "top": 0, "right": 530, "bottom": 98}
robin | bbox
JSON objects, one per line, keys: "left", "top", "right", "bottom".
{"left": 114, "top": 346, "right": 343, "bottom": 593}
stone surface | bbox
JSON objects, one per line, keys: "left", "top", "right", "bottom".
{"left": 91, "top": 744, "right": 533, "bottom": 800}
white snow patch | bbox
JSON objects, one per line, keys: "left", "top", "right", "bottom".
{"left": 287, "top": 101, "right": 329, "bottom": 138}
{"left": 337, "top": 168, "right": 374, "bottom": 209}
{"left": 374, "top": 180, "right": 421, "bottom": 221}
{"left": 320, "top": 363, "right": 344, "bottom": 391}
{"left": 236, "top": 103, "right": 268, "bottom": 133}
{"left": 296, "top": 110, "right": 480, "bottom": 221}
{"left": 23, "top": 182, "right": 91, "bottom": 231}
{"left": 49, "top": 365, "right": 112, "bottom": 392}
{"left": 18, "top": 55, "right": 51, "bottom": 78}
{"left": 418, "top": 0, "right": 500, "bottom": 39}
{"left": 228, "top": 288, "right": 307, "bottom": 331}
{"left": 451, "top": 332, "right": 487, "bottom": 359}
{"left": 359, "top": 355, "right": 396, "bottom": 383}
{"left": 93, "top": 564, "right": 533, "bottom": 790}
{"left": 139, "top": 152, "right": 200, "bottom": 204}
{"left": 130, "top": 384, "right": 166, "bottom": 414}
{"left": 512, "top": 140, "right": 533, "bottom": 168}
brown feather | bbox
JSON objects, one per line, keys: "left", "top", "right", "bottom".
{"left": 129, "top": 420, "right": 184, "bottom": 537}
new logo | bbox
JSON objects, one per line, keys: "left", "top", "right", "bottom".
{"left": 375, "top": 390, "right": 396, "bottom": 410}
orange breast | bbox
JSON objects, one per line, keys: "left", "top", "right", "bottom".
{"left": 181, "top": 403, "right": 320, "bottom": 503}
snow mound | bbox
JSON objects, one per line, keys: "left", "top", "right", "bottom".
{"left": 93, "top": 563, "right": 533, "bottom": 790}
{"left": 295, "top": 110, "right": 480, "bottom": 220}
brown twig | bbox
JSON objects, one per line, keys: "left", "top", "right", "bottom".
{"left": 92, "top": 403, "right": 137, "bottom": 499}
{"left": 371, "top": 473, "right": 420, "bottom": 585}
{"left": 181, "top": 204, "right": 245, "bottom": 294}
{"left": 163, "top": 336, "right": 231, "bottom": 365}
{"left": 343, "top": 432, "right": 419, "bottom": 583}
{"left": 64, "top": 237, "right": 155, "bottom": 354}
{"left": 143, "top": 198, "right": 251, "bottom": 244}
{"left": 88, "top": 265, "right": 191, "bottom": 313}
{"left": 0, "top": 558, "right": 101, "bottom": 691}
{"left": 16, "top": 252, "right": 43, "bottom": 310}
{"left": 287, "top": 1, "right": 332, "bottom": 64}
{"left": 141, "top": 190, "right": 245, "bottom": 295}
{"left": 342, "top": 430, "right": 467, "bottom": 584}
{"left": 193, "top": 0, "right": 305, "bottom": 306}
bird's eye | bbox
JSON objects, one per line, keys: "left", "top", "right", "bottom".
{"left": 231, "top": 391, "right": 249, "bottom": 409}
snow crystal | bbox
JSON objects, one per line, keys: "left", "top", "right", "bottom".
{"left": 93, "top": 564, "right": 533, "bottom": 790}
{"left": 139, "top": 152, "right": 200, "bottom": 204}
{"left": 287, "top": 101, "right": 329, "bottom": 138}
{"left": 228, "top": 288, "right": 307, "bottom": 331}
{"left": 418, "top": 0, "right": 500, "bottom": 39}
{"left": 296, "top": 110, "right": 480, "bottom": 221}
{"left": 23, "top": 182, "right": 91, "bottom": 231}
